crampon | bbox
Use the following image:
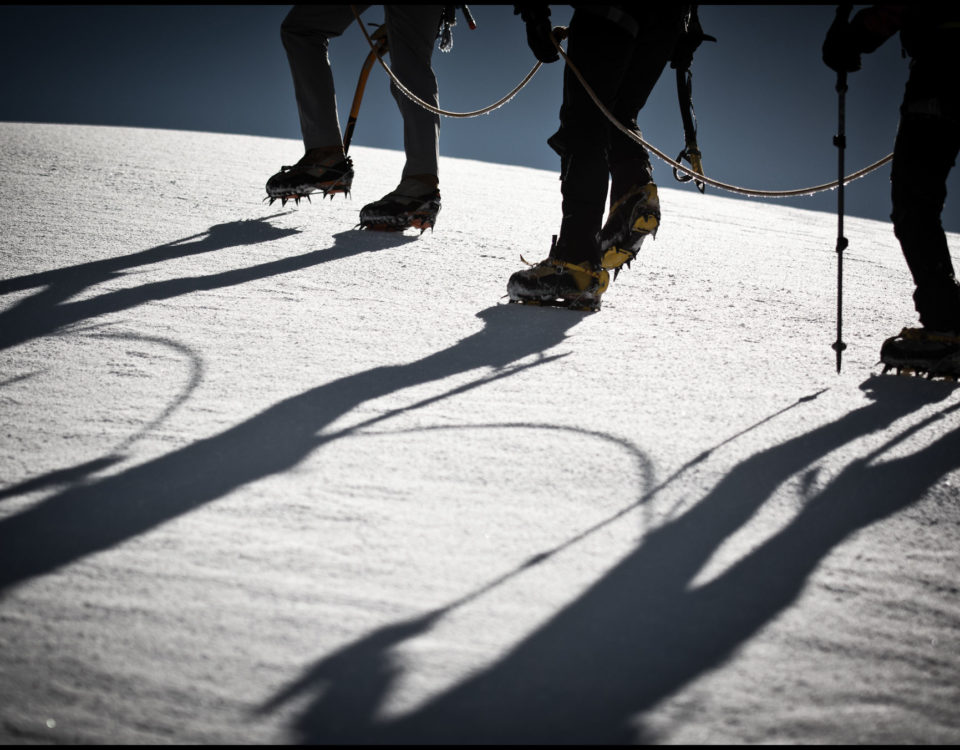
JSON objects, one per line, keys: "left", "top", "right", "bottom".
{"left": 879, "top": 327, "right": 960, "bottom": 381}
{"left": 357, "top": 182, "right": 441, "bottom": 234}
{"left": 264, "top": 153, "right": 354, "bottom": 206}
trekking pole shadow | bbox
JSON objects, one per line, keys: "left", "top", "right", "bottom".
{"left": 261, "top": 375, "right": 958, "bottom": 743}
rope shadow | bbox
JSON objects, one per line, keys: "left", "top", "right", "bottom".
{"left": 260, "top": 375, "right": 958, "bottom": 743}
{"left": 1, "top": 333, "right": 206, "bottom": 506}
{"left": 0, "top": 303, "right": 584, "bottom": 594}
{"left": 324, "top": 391, "right": 828, "bottom": 614}
{"left": 0, "top": 218, "right": 414, "bottom": 352}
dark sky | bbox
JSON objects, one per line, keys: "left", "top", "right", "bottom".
{"left": 2, "top": 4, "right": 957, "bottom": 233}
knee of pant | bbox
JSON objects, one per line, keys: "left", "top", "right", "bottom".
{"left": 549, "top": 125, "right": 608, "bottom": 159}
{"left": 608, "top": 137, "right": 650, "bottom": 167}
{"left": 891, "top": 201, "right": 943, "bottom": 237}
{"left": 558, "top": 152, "right": 611, "bottom": 188}
{"left": 609, "top": 155, "right": 652, "bottom": 184}
{"left": 556, "top": 140, "right": 608, "bottom": 168}
{"left": 389, "top": 80, "right": 439, "bottom": 114}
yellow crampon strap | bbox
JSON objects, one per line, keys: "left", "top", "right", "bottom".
{"left": 517, "top": 255, "right": 609, "bottom": 293}
{"left": 550, "top": 258, "right": 610, "bottom": 293}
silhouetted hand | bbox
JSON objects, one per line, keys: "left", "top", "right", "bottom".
{"left": 822, "top": 16, "right": 861, "bottom": 73}
{"left": 515, "top": 5, "right": 559, "bottom": 63}
{"left": 526, "top": 18, "right": 560, "bottom": 63}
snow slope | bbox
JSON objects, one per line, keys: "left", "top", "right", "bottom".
{"left": 1, "top": 122, "right": 959, "bottom": 744}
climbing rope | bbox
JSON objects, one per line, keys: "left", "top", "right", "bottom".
{"left": 550, "top": 31, "right": 893, "bottom": 199}
{"left": 350, "top": 5, "right": 542, "bottom": 118}
{"left": 350, "top": 8, "right": 894, "bottom": 199}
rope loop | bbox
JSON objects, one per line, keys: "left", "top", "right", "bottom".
{"left": 549, "top": 29, "right": 892, "bottom": 199}
{"left": 348, "top": 8, "right": 894, "bottom": 200}
{"left": 350, "top": 5, "right": 542, "bottom": 118}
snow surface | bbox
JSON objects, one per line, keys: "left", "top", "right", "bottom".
{"left": 1, "top": 121, "right": 959, "bottom": 744}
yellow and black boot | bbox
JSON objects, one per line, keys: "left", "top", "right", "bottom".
{"left": 507, "top": 238, "right": 610, "bottom": 312}
{"left": 598, "top": 182, "right": 660, "bottom": 277}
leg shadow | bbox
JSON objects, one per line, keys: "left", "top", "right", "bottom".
{"left": 264, "top": 375, "right": 958, "bottom": 743}
{"left": 0, "top": 214, "right": 298, "bottom": 297}
{"left": 0, "top": 218, "right": 414, "bottom": 352}
{"left": 0, "top": 303, "right": 585, "bottom": 593}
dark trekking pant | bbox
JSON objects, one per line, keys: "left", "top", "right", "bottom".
{"left": 547, "top": 5, "right": 686, "bottom": 265}
{"left": 891, "top": 51, "right": 960, "bottom": 329}
{"left": 281, "top": 4, "right": 443, "bottom": 178}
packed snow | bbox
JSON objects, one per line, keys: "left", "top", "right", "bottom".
{"left": 1, "top": 122, "right": 959, "bottom": 743}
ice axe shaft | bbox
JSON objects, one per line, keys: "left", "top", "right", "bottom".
{"left": 343, "top": 23, "right": 388, "bottom": 155}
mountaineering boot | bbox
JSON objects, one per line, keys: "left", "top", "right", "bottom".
{"left": 265, "top": 149, "right": 354, "bottom": 205}
{"left": 507, "top": 237, "right": 610, "bottom": 312}
{"left": 598, "top": 183, "right": 660, "bottom": 278}
{"left": 358, "top": 176, "right": 441, "bottom": 233}
{"left": 880, "top": 327, "right": 960, "bottom": 379}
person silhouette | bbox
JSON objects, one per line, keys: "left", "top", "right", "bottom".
{"left": 506, "top": 4, "right": 711, "bottom": 311}
{"left": 823, "top": 6, "right": 960, "bottom": 375}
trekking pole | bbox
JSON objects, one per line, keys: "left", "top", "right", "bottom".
{"left": 343, "top": 23, "right": 388, "bottom": 155}
{"left": 831, "top": 5, "right": 852, "bottom": 374}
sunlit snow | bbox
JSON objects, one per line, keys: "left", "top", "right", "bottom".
{"left": 1, "top": 122, "right": 959, "bottom": 743}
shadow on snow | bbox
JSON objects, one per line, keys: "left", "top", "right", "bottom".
{"left": 0, "top": 300, "right": 586, "bottom": 591}
{"left": 0, "top": 215, "right": 414, "bottom": 352}
{"left": 0, "top": 214, "right": 420, "bottom": 505}
{"left": 5, "top": 213, "right": 960, "bottom": 742}
{"left": 257, "top": 375, "right": 960, "bottom": 744}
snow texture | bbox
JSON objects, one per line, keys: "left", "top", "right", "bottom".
{"left": 1, "top": 122, "right": 959, "bottom": 744}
